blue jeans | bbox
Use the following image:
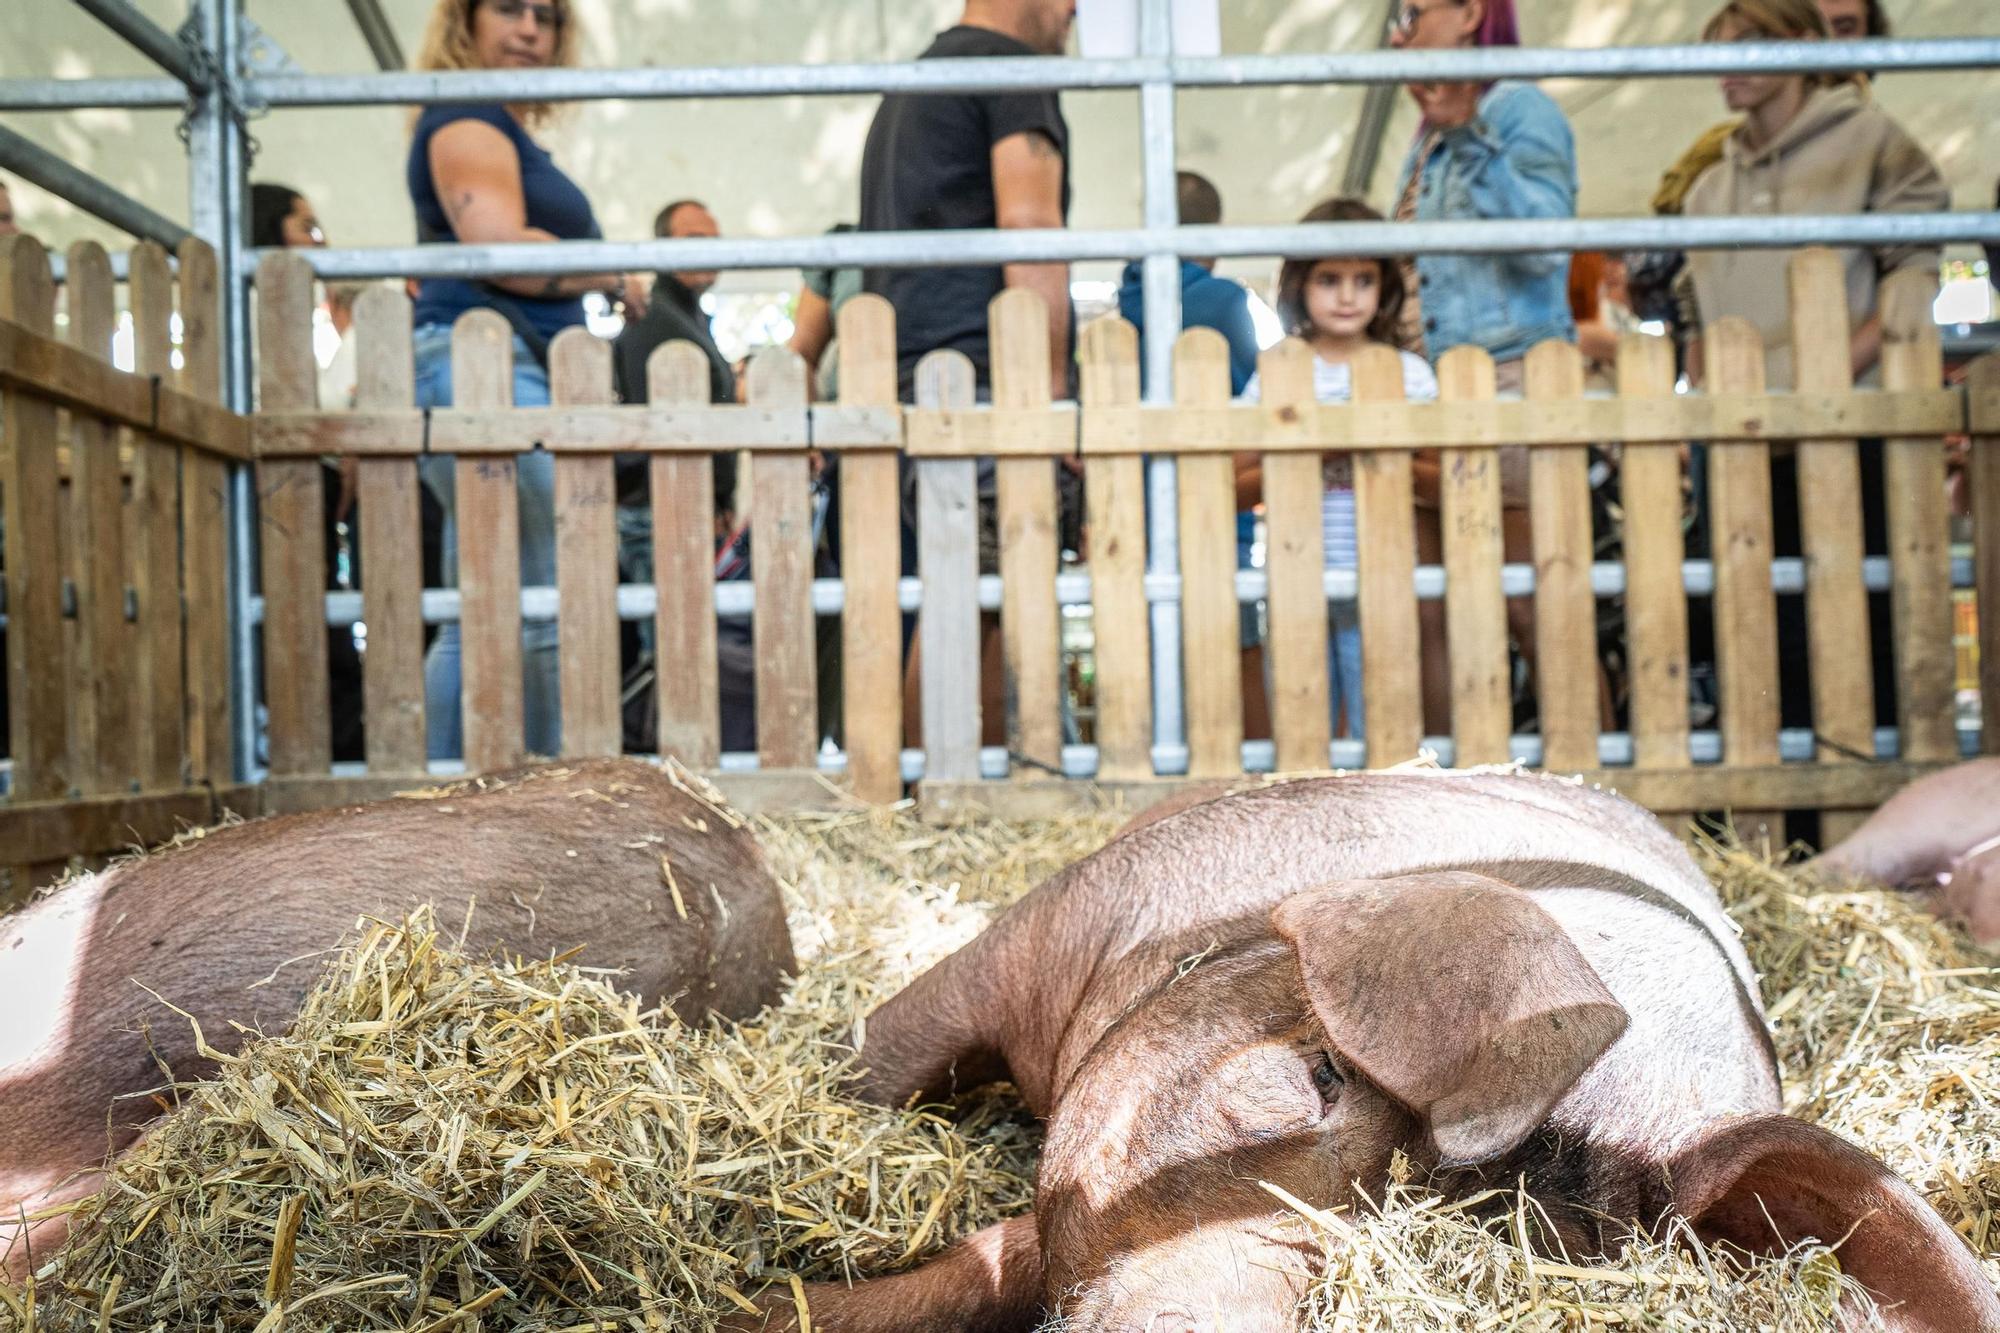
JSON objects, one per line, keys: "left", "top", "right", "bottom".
{"left": 413, "top": 323, "right": 560, "bottom": 761}
{"left": 1329, "top": 598, "right": 1363, "bottom": 739}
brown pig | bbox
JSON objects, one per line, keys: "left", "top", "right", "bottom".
{"left": 738, "top": 771, "right": 1998, "bottom": 1333}
{"left": 1811, "top": 758, "right": 2000, "bottom": 945}
{"left": 1, "top": 759, "right": 793, "bottom": 1273}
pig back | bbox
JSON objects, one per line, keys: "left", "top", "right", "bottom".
{"left": 1, "top": 760, "right": 793, "bottom": 1189}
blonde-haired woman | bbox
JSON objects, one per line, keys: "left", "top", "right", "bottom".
{"left": 1678, "top": 0, "right": 1945, "bottom": 744}
{"left": 407, "top": 0, "right": 639, "bottom": 761}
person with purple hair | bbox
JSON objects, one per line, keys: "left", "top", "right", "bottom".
{"left": 1385, "top": 0, "right": 1577, "bottom": 735}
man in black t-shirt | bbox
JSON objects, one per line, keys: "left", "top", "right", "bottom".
{"left": 859, "top": 0, "right": 1076, "bottom": 401}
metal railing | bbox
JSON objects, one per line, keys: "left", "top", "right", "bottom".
{"left": 7, "top": 0, "right": 2000, "bottom": 786}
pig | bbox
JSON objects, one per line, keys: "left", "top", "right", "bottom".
{"left": 1, "top": 759, "right": 794, "bottom": 1274}
{"left": 734, "top": 771, "right": 1998, "bottom": 1332}
{"left": 1811, "top": 758, "right": 2000, "bottom": 945}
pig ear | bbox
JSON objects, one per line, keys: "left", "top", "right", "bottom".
{"left": 1668, "top": 1115, "right": 2000, "bottom": 1331}
{"left": 1271, "top": 873, "right": 1628, "bottom": 1167}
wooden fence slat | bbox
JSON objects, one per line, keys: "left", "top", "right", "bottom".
{"left": 1352, "top": 344, "right": 1423, "bottom": 766}
{"left": 1788, "top": 249, "right": 1875, "bottom": 841}
{"left": 1175, "top": 328, "right": 1244, "bottom": 778}
{"left": 176, "top": 237, "right": 231, "bottom": 787}
{"left": 1525, "top": 340, "right": 1597, "bottom": 773}
{"left": 453, "top": 310, "right": 525, "bottom": 771}
{"left": 1971, "top": 352, "right": 2000, "bottom": 757}
{"left": 835, "top": 294, "right": 905, "bottom": 802}
{"left": 648, "top": 343, "right": 721, "bottom": 768}
{"left": 64, "top": 241, "right": 134, "bottom": 794}
{"left": 548, "top": 329, "right": 620, "bottom": 758}
{"left": 748, "top": 345, "right": 817, "bottom": 769}
{"left": 1706, "top": 317, "right": 1784, "bottom": 847}
{"left": 989, "top": 289, "right": 1063, "bottom": 778}
{"left": 254, "top": 251, "right": 330, "bottom": 777}
{"left": 128, "top": 241, "right": 185, "bottom": 790}
{"left": 353, "top": 286, "right": 426, "bottom": 771}
{"left": 1617, "top": 333, "right": 1691, "bottom": 773}
{"left": 1437, "top": 345, "right": 1511, "bottom": 765}
{"left": 1879, "top": 269, "right": 1957, "bottom": 763}
{"left": 1078, "top": 316, "right": 1151, "bottom": 780}
{"left": 1259, "top": 338, "right": 1331, "bottom": 771}
{"left": 1, "top": 237, "right": 67, "bottom": 809}
{"left": 915, "top": 350, "right": 983, "bottom": 783}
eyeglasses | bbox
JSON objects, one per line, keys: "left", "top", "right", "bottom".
{"left": 1389, "top": 0, "right": 1465, "bottom": 37}
{"left": 482, "top": 0, "right": 563, "bottom": 29}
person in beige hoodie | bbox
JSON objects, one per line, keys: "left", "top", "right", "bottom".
{"left": 1679, "top": 0, "right": 1947, "bottom": 391}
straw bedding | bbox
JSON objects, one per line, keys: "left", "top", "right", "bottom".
{"left": 2, "top": 787, "right": 1995, "bottom": 1331}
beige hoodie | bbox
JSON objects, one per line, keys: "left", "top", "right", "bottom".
{"left": 1681, "top": 83, "right": 1946, "bottom": 390}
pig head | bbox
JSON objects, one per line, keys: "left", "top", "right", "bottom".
{"left": 1, "top": 759, "right": 794, "bottom": 1275}
{"left": 1811, "top": 758, "right": 2000, "bottom": 946}
{"left": 738, "top": 773, "right": 1998, "bottom": 1333}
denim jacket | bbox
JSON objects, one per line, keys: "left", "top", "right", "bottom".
{"left": 1394, "top": 80, "right": 1577, "bottom": 365}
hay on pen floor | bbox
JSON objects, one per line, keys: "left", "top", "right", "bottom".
{"left": 3, "top": 796, "right": 1997, "bottom": 1331}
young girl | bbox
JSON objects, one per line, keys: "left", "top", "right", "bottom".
{"left": 1241, "top": 198, "right": 1437, "bottom": 739}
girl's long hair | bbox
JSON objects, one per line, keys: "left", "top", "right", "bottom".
{"left": 1274, "top": 198, "right": 1407, "bottom": 348}
{"left": 412, "top": 0, "right": 582, "bottom": 129}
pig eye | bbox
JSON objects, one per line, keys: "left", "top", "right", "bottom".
{"left": 1312, "top": 1052, "right": 1344, "bottom": 1100}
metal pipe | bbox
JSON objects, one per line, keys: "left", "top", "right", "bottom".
{"left": 1138, "top": 0, "right": 1184, "bottom": 777}
{"left": 343, "top": 0, "right": 406, "bottom": 73}
{"left": 1339, "top": 0, "right": 1405, "bottom": 198}
{"left": 242, "top": 37, "right": 2000, "bottom": 107}
{"left": 286, "top": 210, "right": 2000, "bottom": 282}
{"left": 0, "top": 122, "right": 191, "bottom": 248}
{"left": 0, "top": 77, "right": 187, "bottom": 111}
{"left": 72, "top": 0, "right": 210, "bottom": 90}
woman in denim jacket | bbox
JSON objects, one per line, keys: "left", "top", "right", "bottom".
{"left": 1388, "top": 0, "right": 1578, "bottom": 734}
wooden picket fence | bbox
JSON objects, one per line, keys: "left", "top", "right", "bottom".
{"left": 4, "top": 238, "right": 1999, "bottom": 881}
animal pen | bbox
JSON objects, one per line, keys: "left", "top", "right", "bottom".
{"left": 4, "top": 2, "right": 2000, "bottom": 887}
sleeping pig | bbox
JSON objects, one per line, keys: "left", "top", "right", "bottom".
{"left": 735, "top": 770, "right": 1998, "bottom": 1332}
{"left": 1811, "top": 757, "right": 2000, "bottom": 945}
{"left": 1, "top": 759, "right": 794, "bottom": 1273}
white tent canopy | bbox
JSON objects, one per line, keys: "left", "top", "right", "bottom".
{"left": 4, "top": 0, "right": 1997, "bottom": 293}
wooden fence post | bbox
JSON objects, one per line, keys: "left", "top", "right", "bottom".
{"left": 1617, "top": 332, "right": 1691, "bottom": 796}
{"left": 1705, "top": 316, "right": 1784, "bottom": 850}
{"left": 550, "top": 328, "right": 621, "bottom": 758}
{"left": 1175, "top": 327, "right": 1244, "bottom": 778}
{"left": 748, "top": 345, "right": 817, "bottom": 770}
{"left": 64, "top": 240, "right": 133, "bottom": 796}
{"left": 1078, "top": 316, "right": 1152, "bottom": 781}
{"left": 1788, "top": 249, "right": 1875, "bottom": 843}
{"left": 649, "top": 342, "right": 721, "bottom": 768}
{"left": 1525, "top": 338, "right": 1597, "bottom": 773}
{"left": 255, "top": 250, "right": 330, "bottom": 778}
{"left": 128, "top": 241, "right": 186, "bottom": 791}
{"left": 835, "top": 294, "right": 905, "bottom": 802}
{"left": 1352, "top": 344, "right": 1422, "bottom": 766}
{"left": 1970, "top": 352, "right": 2000, "bottom": 757}
{"left": 453, "top": 309, "right": 526, "bottom": 771}
{"left": 177, "top": 237, "right": 232, "bottom": 788}
{"left": 1879, "top": 268, "right": 1957, "bottom": 764}
{"left": 1259, "top": 338, "right": 1330, "bottom": 772}
{"left": 1437, "top": 345, "right": 1509, "bottom": 766}
{"left": 915, "top": 350, "right": 982, "bottom": 783}
{"left": 989, "top": 289, "right": 1063, "bottom": 779}
{"left": 353, "top": 286, "right": 427, "bottom": 772}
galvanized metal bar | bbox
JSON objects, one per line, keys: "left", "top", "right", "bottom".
{"left": 0, "top": 76, "right": 187, "bottom": 111}
{"left": 286, "top": 210, "right": 2000, "bottom": 282}
{"left": 0, "top": 122, "right": 191, "bottom": 248}
{"left": 241, "top": 37, "right": 2000, "bottom": 108}
{"left": 1340, "top": 0, "right": 1405, "bottom": 198}
{"left": 72, "top": 0, "right": 210, "bottom": 89}
{"left": 1138, "top": 0, "right": 1185, "bottom": 776}
{"left": 343, "top": 0, "right": 406, "bottom": 73}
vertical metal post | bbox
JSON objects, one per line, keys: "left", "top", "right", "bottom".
{"left": 1138, "top": 0, "right": 1186, "bottom": 774}
{"left": 187, "top": 0, "right": 260, "bottom": 781}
